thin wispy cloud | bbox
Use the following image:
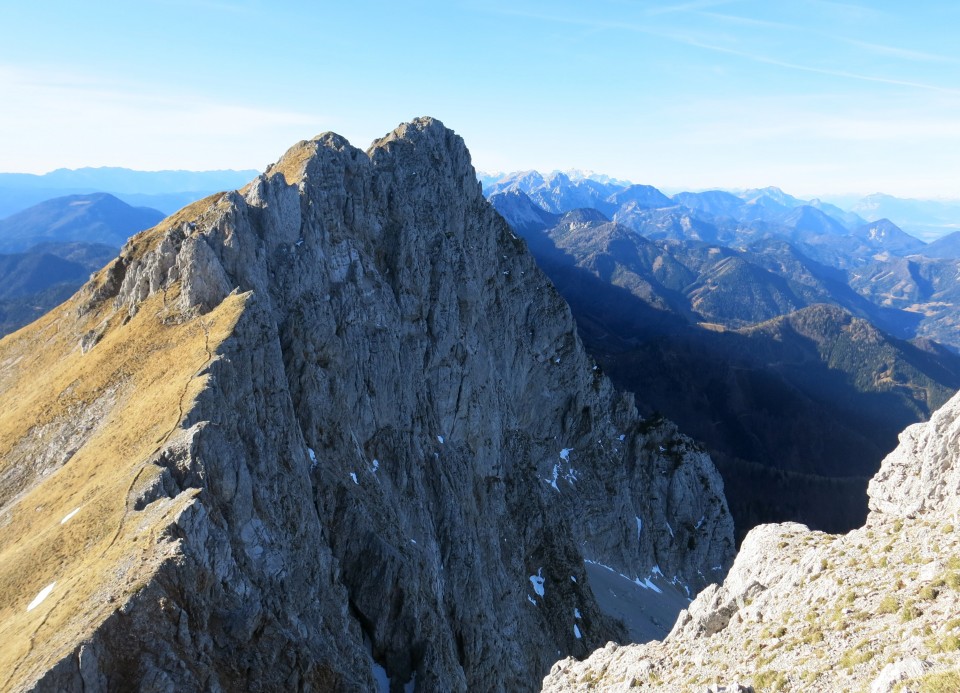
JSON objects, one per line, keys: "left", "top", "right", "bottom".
{"left": 668, "top": 38, "right": 960, "bottom": 95}
{"left": 480, "top": 5, "right": 958, "bottom": 95}
{"left": 644, "top": 0, "right": 738, "bottom": 16}
{"left": 841, "top": 38, "right": 956, "bottom": 64}
{"left": 696, "top": 11, "right": 796, "bottom": 30}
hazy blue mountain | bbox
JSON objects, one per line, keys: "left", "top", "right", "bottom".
{"left": 487, "top": 190, "right": 560, "bottom": 233}
{"left": 671, "top": 190, "right": 744, "bottom": 219}
{"left": 807, "top": 198, "right": 866, "bottom": 229}
{"left": 0, "top": 241, "right": 118, "bottom": 336}
{"left": 781, "top": 205, "right": 848, "bottom": 236}
{"left": 920, "top": 230, "right": 960, "bottom": 258}
{"left": 739, "top": 185, "right": 805, "bottom": 209}
{"left": 851, "top": 193, "right": 960, "bottom": 241}
{"left": 0, "top": 193, "right": 163, "bottom": 252}
{"left": 0, "top": 167, "right": 258, "bottom": 194}
{"left": 853, "top": 219, "right": 926, "bottom": 255}
{"left": 0, "top": 166, "right": 258, "bottom": 216}
{"left": 612, "top": 206, "right": 729, "bottom": 244}
{"left": 606, "top": 184, "right": 673, "bottom": 210}
{"left": 483, "top": 170, "right": 622, "bottom": 215}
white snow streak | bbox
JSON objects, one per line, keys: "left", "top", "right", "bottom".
{"left": 60, "top": 507, "right": 81, "bottom": 524}
{"left": 350, "top": 473, "right": 358, "bottom": 485}
{"left": 529, "top": 568, "right": 546, "bottom": 597}
{"left": 27, "top": 582, "right": 55, "bottom": 611}
{"left": 573, "top": 624, "right": 582, "bottom": 639}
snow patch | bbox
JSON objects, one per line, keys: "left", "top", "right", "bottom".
{"left": 307, "top": 448, "right": 317, "bottom": 468}
{"left": 27, "top": 582, "right": 55, "bottom": 611}
{"left": 350, "top": 473, "right": 358, "bottom": 485}
{"left": 574, "top": 608, "right": 581, "bottom": 619}
{"left": 437, "top": 435, "right": 444, "bottom": 444}
{"left": 695, "top": 514, "right": 705, "bottom": 529}
{"left": 665, "top": 521, "right": 674, "bottom": 538}
{"left": 559, "top": 448, "right": 572, "bottom": 461}
{"left": 651, "top": 565, "right": 664, "bottom": 577}
{"left": 619, "top": 434, "right": 625, "bottom": 441}
{"left": 573, "top": 624, "right": 582, "bottom": 639}
{"left": 527, "top": 595, "right": 537, "bottom": 606}
{"left": 372, "top": 661, "right": 390, "bottom": 693}
{"left": 371, "top": 458, "right": 379, "bottom": 473}
{"left": 529, "top": 568, "right": 545, "bottom": 597}
{"left": 546, "top": 463, "right": 560, "bottom": 491}
{"left": 60, "top": 507, "right": 81, "bottom": 525}
{"left": 635, "top": 576, "right": 663, "bottom": 594}
{"left": 570, "top": 575, "right": 577, "bottom": 583}
{"left": 635, "top": 516, "right": 643, "bottom": 541}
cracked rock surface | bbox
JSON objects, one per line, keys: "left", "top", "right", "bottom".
{"left": 0, "top": 118, "right": 733, "bottom": 692}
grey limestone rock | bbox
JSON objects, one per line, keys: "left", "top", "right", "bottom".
{"left": 868, "top": 389, "right": 960, "bottom": 521}
{"left": 21, "top": 118, "right": 734, "bottom": 692}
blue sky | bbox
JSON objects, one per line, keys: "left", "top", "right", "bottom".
{"left": 2, "top": 0, "right": 959, "bottom": 198}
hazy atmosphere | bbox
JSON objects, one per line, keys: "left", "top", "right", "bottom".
{"left": 3, "top": 0, "right": 960, "bottom": 198}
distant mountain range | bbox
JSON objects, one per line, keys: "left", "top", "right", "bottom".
{"left": 849, "top": 192, "right": 960, "bottom": 241}
{"left": 0, "top": 242, "right": 118, "bottom": 336}
{"left": 0, "top": 166, "right": 257, "bottom": 217}
{"left": 487, "top": 172, "right": 960, "bottom": 541}
{"left": 0, "top": 192, "right": 168, "bottom": 336}
{"left": 0, "top": 192, "right": 163, "bottom": 253}
{"left": 482, "top": 170, "right": 960, "bottom": 242}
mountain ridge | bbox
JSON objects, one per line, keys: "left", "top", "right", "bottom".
{"left": 0, "top": 118, "right": 733, "bottom": 692}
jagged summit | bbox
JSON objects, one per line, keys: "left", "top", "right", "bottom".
{"left": 0, "top": 119, "right": 733, "bottom": 692}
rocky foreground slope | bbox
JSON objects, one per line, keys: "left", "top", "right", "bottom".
{"left": 0, "top": 118, "right": 734, "bottom": 692}
{"left": 543, "top": 388, "right": 960, "bottom": 692}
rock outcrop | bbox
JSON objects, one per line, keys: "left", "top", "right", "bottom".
{"left": 543, "top": 390, "right": 960, "bottom": 692}
{"left": 0, "top": 118, "right": 734, "bottom": 692}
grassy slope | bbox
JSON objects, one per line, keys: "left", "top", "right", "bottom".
{"left": 0, "top": 219, "right": 245, "bottom": 690}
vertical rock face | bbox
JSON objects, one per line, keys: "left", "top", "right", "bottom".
{"left": 868, "top": 393, "right": 960, "bottom": 520}
{"left": 0, "top": 118, "right": 733, "bottom": 692}
{"left": 542, "top": 389, "right": 960, "bottom": 692}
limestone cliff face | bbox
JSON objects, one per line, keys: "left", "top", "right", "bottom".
{"left": 868, "top": 393, "right": 960, "bottom": 520}
{"left": 0, "top": 118, "right": 733, "bottom": 692}
{"left": 543, "top": 389, "right": 960, "bottom": 693}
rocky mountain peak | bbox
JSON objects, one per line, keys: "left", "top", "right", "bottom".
{"left": 0, "top": 119, "right": 733, "bottom": 692}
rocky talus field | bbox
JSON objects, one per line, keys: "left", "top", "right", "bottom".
{"left": 542, "top": 389, "right": 960, "bottom": 692}
{"left": 0, "top": 119, "right": 734, "bottom": 692}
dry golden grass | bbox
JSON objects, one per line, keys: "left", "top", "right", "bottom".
{"left": 267, "top": 139, "right": 318, "bottom": 186}
{"left": 0, "top": 260, "right": 246, "bottom": 689}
